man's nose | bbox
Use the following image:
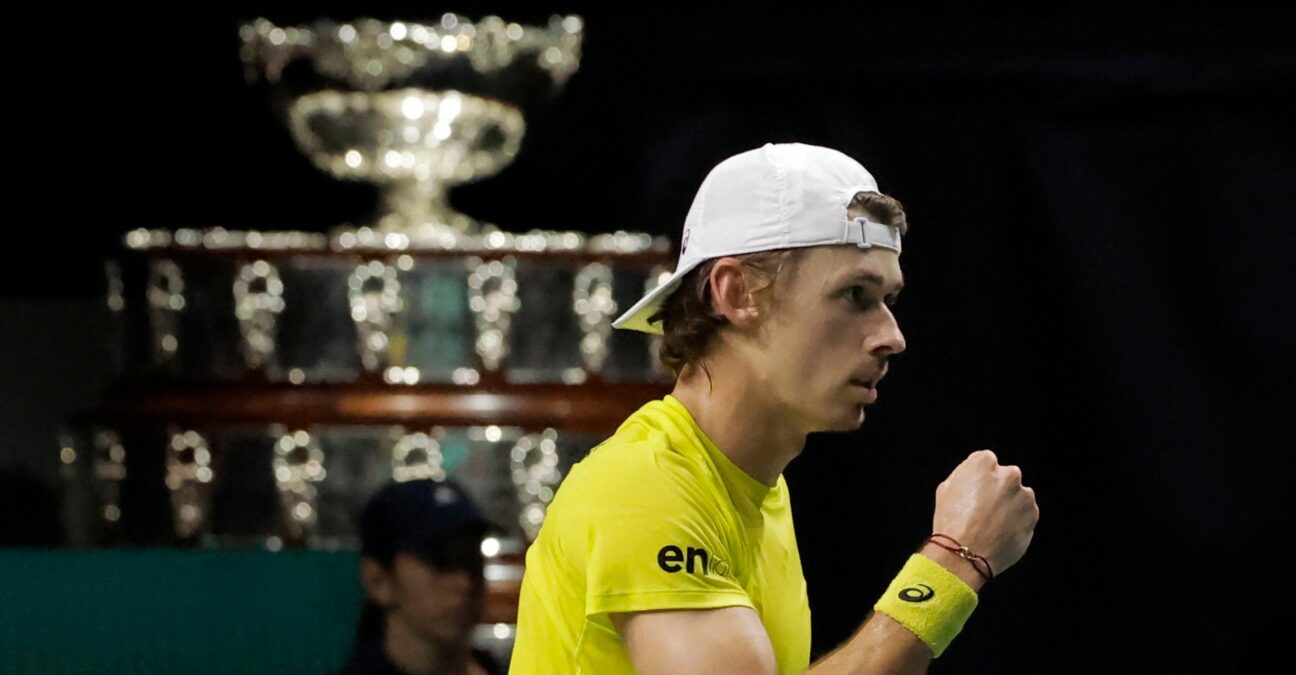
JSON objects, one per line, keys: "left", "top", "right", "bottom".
{"left": 871, "top": 304, "right": 906, "bottom": 356}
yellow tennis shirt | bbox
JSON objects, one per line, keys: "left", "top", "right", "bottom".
{"left": 509, "top": 394, "right": 811, "bottom": 674}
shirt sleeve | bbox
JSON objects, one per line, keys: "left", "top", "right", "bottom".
{"left": 573, "top": 442, "right": 753, "bottom": 619}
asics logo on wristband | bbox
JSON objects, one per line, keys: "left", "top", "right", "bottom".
{"left": 899, "top": 584, "right": 935, "bottom": 603}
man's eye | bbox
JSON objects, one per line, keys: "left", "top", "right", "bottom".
{"left": 849, "top": 286, "right": 874, "bottom": 309}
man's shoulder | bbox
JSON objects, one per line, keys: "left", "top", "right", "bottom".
{"left": 543, "top": 425, "right": 728, "bottom": 543}
{"left": 562, "top": 420, "right": 711, "bottom": 498}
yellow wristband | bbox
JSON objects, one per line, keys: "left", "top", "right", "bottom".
{"left": 873, "top": 553, "right": 979, "bottom": 658}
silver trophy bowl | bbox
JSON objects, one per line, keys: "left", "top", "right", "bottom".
{"left": 240, "top": 14, "right": 583, "bottom": 242}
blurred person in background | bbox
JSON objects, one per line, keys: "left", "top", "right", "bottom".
{"left": 337, "top": 478, "right": 503, "bottom": 675}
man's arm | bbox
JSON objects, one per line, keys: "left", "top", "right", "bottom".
{"left": 613, "top": 543, "right": 987, "bottom": 675}
{"left": 801, "top": 543, "right": 988, "bottom": 674}
{"left": 615, "top": 450, "right": 1037, "bottom": 674}
{"left": 613, "top": 606, "right": 779, "bottom": 675}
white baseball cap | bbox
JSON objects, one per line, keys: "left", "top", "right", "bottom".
{"left": 612, "top": 142, "right": 903, "bottom": 335}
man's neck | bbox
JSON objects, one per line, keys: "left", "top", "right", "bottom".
{"left": 670, "top": 356, "right": 807, "bottom": 487}
{"left": 383, "top": 615, "right": 472, "bottom": 675}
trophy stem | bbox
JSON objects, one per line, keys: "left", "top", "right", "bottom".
{"left": 376, "top": 179, "right": 478, "bottom": 239}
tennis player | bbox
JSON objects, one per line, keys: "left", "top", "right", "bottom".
{"left": 510, "top": 143, "right": 1039, "bottom": 674}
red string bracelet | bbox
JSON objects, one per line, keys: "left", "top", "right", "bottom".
{"left": 927, "top": 533, "right": 994, "bottom": 582}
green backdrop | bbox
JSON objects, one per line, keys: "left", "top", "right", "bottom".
{"left": 0, "top": 549, "right": 364, "bottom": 674}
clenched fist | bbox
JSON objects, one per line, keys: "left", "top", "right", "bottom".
{"left": 932, "top": 449, "right": 1039, "bottom": 577}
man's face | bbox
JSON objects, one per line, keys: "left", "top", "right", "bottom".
{"left": 750, "top": 244, "right": 906, "bottom": 433}
{"left": 383, "top": 532, "right": 486, "bottom": 645}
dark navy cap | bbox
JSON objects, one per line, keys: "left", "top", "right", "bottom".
{"left": 359, "top": 478, "right": 500, "bottom": 566}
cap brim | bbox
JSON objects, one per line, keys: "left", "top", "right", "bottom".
{"left": 611, "top": 259, "right": 702, "bottom": 335}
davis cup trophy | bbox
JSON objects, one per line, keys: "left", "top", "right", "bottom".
{"left": 59, "top": 12, "right": 674, "bottom": 661}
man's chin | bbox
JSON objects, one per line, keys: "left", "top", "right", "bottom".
{"left": 430, "top": 621, "right": 475, "bottom": 645}
{"left": 817, "top": 406, "right": 867, "bottom": 433}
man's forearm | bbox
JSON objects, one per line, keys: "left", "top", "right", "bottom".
{"left": 803, "top": 544, "right": 988, "bottom": 674}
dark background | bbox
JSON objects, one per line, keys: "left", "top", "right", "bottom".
{"left": 4, "top": 3, "right": 1294, "bottom": 672}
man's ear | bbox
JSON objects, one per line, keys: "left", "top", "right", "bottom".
{"left": 708, "top": 257, "right": 762, "bottom": 328}
{"left": 360, "top": 557, "right": 395, "bottom": 608}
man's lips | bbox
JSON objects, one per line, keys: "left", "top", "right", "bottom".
{"left": 849, "top": 379, "right": 879, "bottom": 403}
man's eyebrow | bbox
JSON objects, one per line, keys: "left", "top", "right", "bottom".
{"left": 845, "top": 271, "right": 904, "bottom": 296}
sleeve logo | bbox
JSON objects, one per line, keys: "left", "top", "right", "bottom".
{"left": 658, "top": 544, "right": 727, "bottom": 575}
